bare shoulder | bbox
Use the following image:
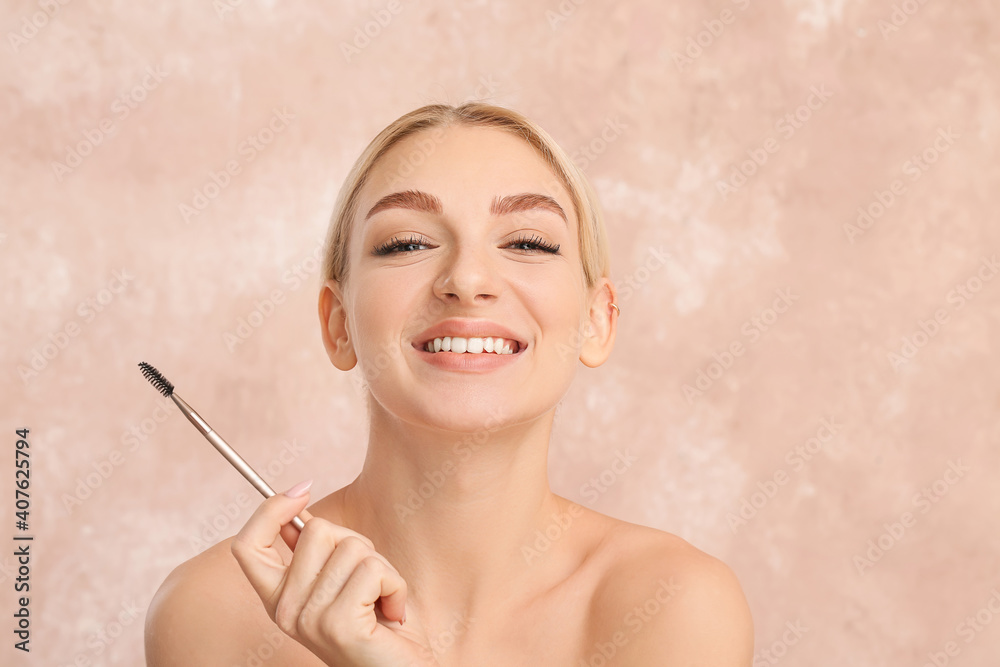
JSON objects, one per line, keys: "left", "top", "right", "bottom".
{"left": 144, "top": 537, "right": 316, "bottom": 666}
{"left": 586, "top": 520, "right": 754, "bottom": 666}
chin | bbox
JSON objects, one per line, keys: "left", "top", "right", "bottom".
{"left": 419, "top": 398, "right": 512, "bottom": 435}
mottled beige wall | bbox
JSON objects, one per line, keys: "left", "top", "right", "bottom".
{"left": 3, "top": 0, "right": 999, "bottom": 664}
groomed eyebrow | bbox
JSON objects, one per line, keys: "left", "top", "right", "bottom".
{"left": 364, "top": 189, "right": 568, "bottom": 225}
{"left": 365, "top": 190, "right": 442, "bottom": 220}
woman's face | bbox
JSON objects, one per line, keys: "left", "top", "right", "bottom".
{"left": 321, "top": 125, "right": 615, "bottom": 433}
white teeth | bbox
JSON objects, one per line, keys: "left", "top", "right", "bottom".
{"left": 425, "top": 336, "right": 518, "bottom": 355}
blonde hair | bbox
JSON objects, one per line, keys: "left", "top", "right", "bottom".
{"left": 321, "top": 102, "right": 610, "bottom": 289}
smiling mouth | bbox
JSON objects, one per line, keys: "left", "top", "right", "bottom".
{"left": 417, "top": 336, "right": 524, "bottom": 355}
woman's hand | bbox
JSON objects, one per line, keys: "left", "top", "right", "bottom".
{"left": 230, "top": 480, "right": 439, "bottom": 667}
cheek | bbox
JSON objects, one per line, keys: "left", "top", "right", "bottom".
{"left": 524, "top": 279, "right": 588, "bottom": 351}
{"left": 349, "top": 273, "right": 415, "bottom": 356}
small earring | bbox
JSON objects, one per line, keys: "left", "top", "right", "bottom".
{"left": 610, "top": 303, "right": 621, "bottom": 316}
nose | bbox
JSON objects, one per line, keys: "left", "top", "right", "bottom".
{"left": 432, "top": 239, "right": 502, "bottom": 305}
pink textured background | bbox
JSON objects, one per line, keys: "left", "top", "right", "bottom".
{"left": 4, "top": 1, "right": 999, "bottom": 665}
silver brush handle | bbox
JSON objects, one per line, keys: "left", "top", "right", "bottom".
{"left": 172, "top": 394, "right": 307, "bottom": 531}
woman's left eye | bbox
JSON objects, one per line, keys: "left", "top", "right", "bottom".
{"left": 505, "top": 234, "right": 560, "bottom": 254}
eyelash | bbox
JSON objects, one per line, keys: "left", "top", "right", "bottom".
{"left": 371, "top": 234, "right": 561, "bottom": 256}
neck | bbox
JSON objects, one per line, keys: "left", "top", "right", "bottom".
{"left": 334, "top": 402, "right": 566, "bottom": 625}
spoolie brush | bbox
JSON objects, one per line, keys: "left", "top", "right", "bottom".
{"left": 138, "top": 361, "right": 306, "bottom": 531}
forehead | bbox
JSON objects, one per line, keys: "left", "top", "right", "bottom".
{"left": 363, "top": 125, "right": 573, "bottom": 211}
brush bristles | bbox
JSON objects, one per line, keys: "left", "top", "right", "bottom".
{"left": 138, "top": 362, "right": 174, "bottom": 397}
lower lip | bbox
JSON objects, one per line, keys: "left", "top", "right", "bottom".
{"left": 412, "top": 343, "right": 526, "bottom": 371}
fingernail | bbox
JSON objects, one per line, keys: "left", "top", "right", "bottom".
{"left": 283, "top": 479, "right": 313, "bottom": 498}
{"left": 400, "top": 608, "right": 406, "bottom": 626}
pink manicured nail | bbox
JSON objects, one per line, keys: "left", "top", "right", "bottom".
{"left": 283, "top": 479, "right": 313, "bottom": 498}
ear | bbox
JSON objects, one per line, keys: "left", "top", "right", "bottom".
{"left": 579, "top": 276, "right": 618, "bottom": 368}
{"left": 318, "top": 279, "right": 357, "bottom": 371}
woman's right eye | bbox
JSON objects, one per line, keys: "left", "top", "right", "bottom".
{"left": 372, "top": 235, "right": 431, "bottom": 255}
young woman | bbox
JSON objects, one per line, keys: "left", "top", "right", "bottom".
{"left": 145, "top": 103, "right": 753, "bottom": 666}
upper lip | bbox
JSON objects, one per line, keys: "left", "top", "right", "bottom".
{"left": 413, "top": 319, "right": 528, "bottom": 351}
